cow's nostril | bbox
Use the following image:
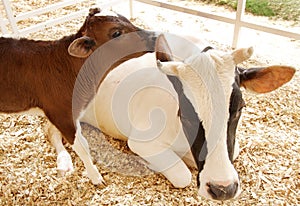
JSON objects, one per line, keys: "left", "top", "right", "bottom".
{"left": 207, "top": 182, "right": 238, "bottom": 201}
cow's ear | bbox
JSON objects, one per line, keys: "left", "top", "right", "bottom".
{"left": 68, "top": 36, "right": 96, "bottom": 58}
{"left": 155, "top": 34, "right": 173, "bottom": 62}
{"left": 239, "top": 66, "right": 295, "bottom": 93}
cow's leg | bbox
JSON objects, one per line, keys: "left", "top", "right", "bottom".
{"left": 158, "top": 152, "right": 192, "bottom": 188}
{"left": 48, "top": 124, "right": 74, "bottom": 176}
{"left": 128, "top": 139, "right": 192, "bottom": 188}
{"left": 72, "top": 122, "right": 104, "bottom": 185}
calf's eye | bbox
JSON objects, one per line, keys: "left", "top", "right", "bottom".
{"left": 112, "top": 30, "right": 122, "bottom": 38}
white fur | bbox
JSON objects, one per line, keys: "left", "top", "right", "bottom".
{"left": 81, "top": 52, "right": 194, "bottom": 187}
{"left": 72, "top": 116, "right": 104, "bottom": 185}
{"left": 81, "top": 35, "right": 245, "bottom": 199}
{"left": 159, "top": 49, "right": 240, "bottom": 199}
{"left": 48, "top": 124, "right": 74, "bottom": 176}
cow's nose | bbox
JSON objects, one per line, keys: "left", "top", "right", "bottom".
{"left": 207, "top": 182, "right": 238, "bottom": 200}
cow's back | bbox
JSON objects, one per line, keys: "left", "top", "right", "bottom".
{"left": 82, "top": 53, "right": 180, "bottom": 141}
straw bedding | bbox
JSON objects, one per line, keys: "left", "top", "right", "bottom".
{"left": 0, "top": 0, "right": 299, "bottom": 205}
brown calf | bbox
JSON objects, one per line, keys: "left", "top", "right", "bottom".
{"left": 0, "top": 8, "right": 156, "bottom": 185}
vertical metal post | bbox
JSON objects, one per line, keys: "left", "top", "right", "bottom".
{"left": 129, "top": 0, "right": 133, "bottom": 19}
{"left": 232, "top": 0, "right": 246, "bottom": 48}
{"left": 0, "top": 12, "right": 9, "bottom": 34}
{"left": 1, "top": 0, "right": 19, "bottom": 35}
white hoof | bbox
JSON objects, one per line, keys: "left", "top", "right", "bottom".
{"left": 161, "top": 163, "right": 192, "bottom": 188}
{"left": 86, "top": 164, "right": 105, "bottom": 185}
{"left": 169, "top": 171, "right": 192, "bottom": 188}
{"left": 57, "top": 151, "right": 74, "bottom": 176}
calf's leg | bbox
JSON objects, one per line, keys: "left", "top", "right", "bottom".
{"left": 48, "top": 124, "right": 74, "bottom": 176}
{"left": 72, "top": 120, "right": 104, "bottom": 185}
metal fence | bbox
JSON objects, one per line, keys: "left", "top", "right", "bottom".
{"left": 130, "top": 0, "right": 300, "bottom": 48}
{"left": 0, "top": 0, "right": 126, "bottom": 36}
{"left": 1, "top": 0, "right": 299, "bottom": 48}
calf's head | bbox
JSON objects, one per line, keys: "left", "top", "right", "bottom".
{"left": 69, "top": 8, "right": 158, "bottom": 131}
{"left": 156, "top": 35, "right": 295, "bottom": 201}
{"left": 68, "top": 8, "right": 156, "bottom": 59}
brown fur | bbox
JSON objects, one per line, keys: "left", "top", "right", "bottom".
{"left": 0, "top": 35, "right": 83, "bottom": 142}
{"left": 0, "top": 8, "right": 155, "bottom": 144}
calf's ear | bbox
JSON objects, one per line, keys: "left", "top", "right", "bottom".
{"left": 68, "top": 36, "right": 96, "bottom": 58}
{"left": 89, "top": 8, "right": 101, "bottom": 16}
{"left": 155, "top": 34, "right": 173, "bottom": 62}
{"left": 239, "top": 66, "right": 296, "bottom": 93}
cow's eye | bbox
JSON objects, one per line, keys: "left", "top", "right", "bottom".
{"left": 112, "top": 30, "right": 122, "bottom": 38}
{"left": 234, "top": 106, "right": 244, "bottom": 119}
{"left": 238, "top": 100, "right": 246, "bottom": 112}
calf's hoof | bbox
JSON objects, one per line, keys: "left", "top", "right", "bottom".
{"left": 57, "top": 151, "right": 74, "bottom": 177}
{"left": 86, "top": 164, "right": 106, "bottom": 186}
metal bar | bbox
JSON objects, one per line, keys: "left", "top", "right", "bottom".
{"left": 240, "top": 21, "right": 300, "bottom": 40}
{"left": 134, "top": 0, "right": 236, "bottom": 24}
{"left": 18, "top": 9, "right": 88, "bottom": 36}
{"left": 3, "top": 0, "right": 121, "bottom": 24}
{"left": 1, "top": 0, "right": 19, "bottom": 34}
{"left": 232, "top": 0, "right": 246, "bottom": 48}
{"left": 129, "top": 0, "right": 133, "bottom": 19}
{"left": 18, "top": 0, "right": 126, "bottom": 36}
{"left": 14, "top": 0, "right": 86, "bottom": 22}
{"left": 133, "top": 0, "right": 300, "bottom": 45}
{"left": 2, "top": 0, "right": 125, "bottom": 36}
{"left": 0, "top": 11, "right": 8, "bottom": 34}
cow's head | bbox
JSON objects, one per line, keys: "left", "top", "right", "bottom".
{"left": 68, "top": 8, "right": 156, "bottom": 59}
{"left": 155, "top": 34, "right": 295, "bottom": 201}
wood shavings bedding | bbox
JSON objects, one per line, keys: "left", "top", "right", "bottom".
{"left": 0, "top": 0, "right": 299, "bottom": 205}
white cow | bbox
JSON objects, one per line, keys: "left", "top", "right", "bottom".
{"left": 80, "top": 34, "right": 295, "bottom": 200}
